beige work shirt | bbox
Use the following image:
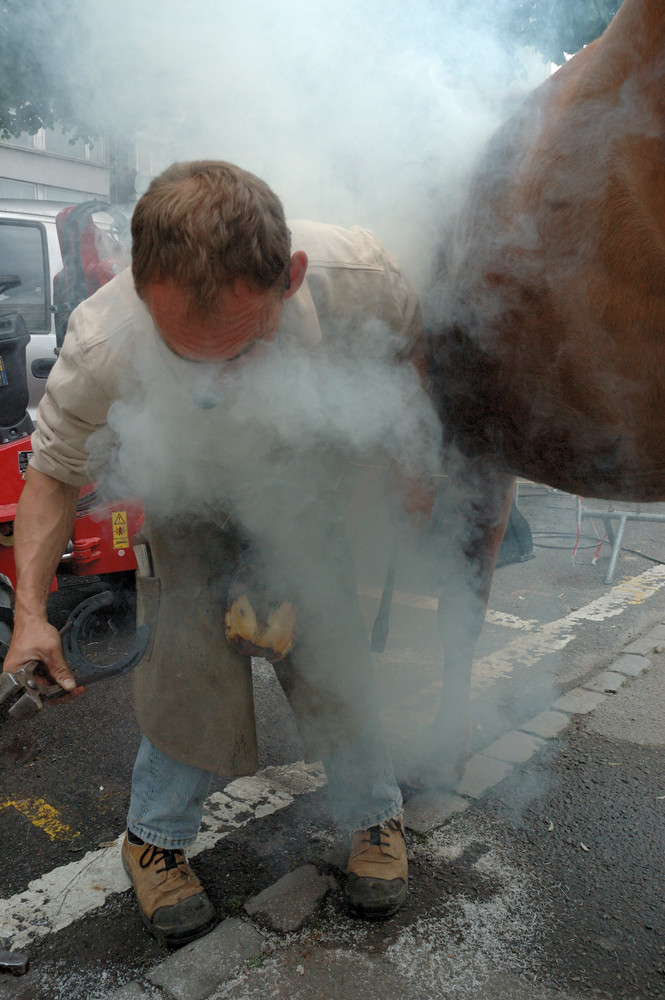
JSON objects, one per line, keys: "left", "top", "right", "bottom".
{"left": 27, "top": 220, "right": 424, "bottom": 775}
{"left": 31, "top": 220, "right": 422, "bottom": 485}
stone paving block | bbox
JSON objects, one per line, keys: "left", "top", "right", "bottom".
{"left": 645, "top": 623, "right": 665, "bottom": 641}
{"left": 320, "top": 840, "right": 349, "bottom": 871}
{"left": 244, "top": 864, "right": 333, "bottom": 933}
{"left": 482, "top": 729, "right": 547, "bottom": 764}
{"left": 455, "top": 754, "right": 513, "bottom": 799}
{"left": 582, "top": 670, "right": 626, "bottom": 693}
{"left": 147, "top": 917, "right": 264, "bottom": 1000}
{"left": 623, "top": 635, "right": 660, "bottom": 655}
{"left": 610, "top": 652, "right": 651, "bottom": 676}
{"left": 104, "top": 983, "right": 158, "bottom": 1000}
{"left": 520, "top": 710, "right": 571, "bottom": 740}
{"left": 403, "top": 789, "right": 468, "bottom": 833}
{"left": 552, "top": 687, "right": 607, "bottom": 715}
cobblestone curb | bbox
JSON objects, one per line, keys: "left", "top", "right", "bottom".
{"left": 403, "top": 626, "right": 659, "bottom": 832}
{"left": 108, "top": 625, "right": 662, "bottom": 999}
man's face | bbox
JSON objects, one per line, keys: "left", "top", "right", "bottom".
{"left": 144, "top": 278, "right": 284, "bottom": 363}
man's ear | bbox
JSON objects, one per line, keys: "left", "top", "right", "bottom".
{"left": 284, "top": 251, "right": 308, "bottom": 299}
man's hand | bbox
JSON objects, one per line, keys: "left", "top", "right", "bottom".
{"left": 3, "top": 615, "right": 83, "bottom": 698}
{"left": 3, "top": 467, "right": 83, "bottom": 699}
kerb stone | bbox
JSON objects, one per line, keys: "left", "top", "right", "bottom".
{"left": 482, "top": 730, "right": 547, "bottom": 764}
{"left": 583, "top": 671, "right": 626, "bottom": 693}
{"left": 455, "top": 754, "right": 513, "bottom": 799}
{"left": 147, "top": 917, "right": 264, "bottom": 1000}
{"left": 403, "top": 789, "right": 468, "bottom": 833}
{"left": 520, "top": 710, "right": 571, "bottom": 739}
{"left": 610, "top": 653, "right": 651, "bottom": 676}
{"left": 552, "top": 688, "right": 607, "bottom": 715}
{"left": 105, "top": 984, "right": 158, "bottom": 1000}
{"left": 244, "top": 864, "right": 332, "bottom": 932}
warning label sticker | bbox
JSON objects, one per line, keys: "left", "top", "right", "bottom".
{"left": 18, "top": 451, "right": 32, "bottom": 476}
{"left": 112, "top": 510, "right": 129, "bottom": 549}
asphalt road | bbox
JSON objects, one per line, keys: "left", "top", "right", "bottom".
{"left": 2, "top": 486, "right": 665, "bottom": 998}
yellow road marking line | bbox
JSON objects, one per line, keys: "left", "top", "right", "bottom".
{"left": 358, "top": 584, "right": 438, "bottom": 610}
{"left": 358, "top": 584, "right": 537, "bottom": 628}
{"left": 0, "top": 798, "right": 80, "bottom": 841}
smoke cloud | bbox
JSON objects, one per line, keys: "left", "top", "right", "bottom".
{"left": 92, "top": 326, "right": 441, "bottom": 530}
{"left": 79, "top": 0, "right": 549, "bottom": 283}
{"left": 67, "top": 0, "right": 555, "bottom": 774}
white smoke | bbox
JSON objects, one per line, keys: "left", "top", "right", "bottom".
{"left": 83, "top": 0, "right": 550, "bottom": 284}
{"left": 93, "top": 329, "right": 442, "bottom": 538}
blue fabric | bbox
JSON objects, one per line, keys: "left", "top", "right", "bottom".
{"left": 127, "top": 730, "right": 402, "bottom": 848}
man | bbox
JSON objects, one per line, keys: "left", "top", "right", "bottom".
{"left": 3, "top": 161, "right": 428, "bottom": 945}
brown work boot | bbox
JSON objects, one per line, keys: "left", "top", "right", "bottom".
{"left": 121, "top": 832, "right": 216, "bottom": 945}
{"left": 345, "top": 815, "right": 408, "bottom": 918}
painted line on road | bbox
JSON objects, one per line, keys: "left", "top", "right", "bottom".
{"left": 5, "top": 565, "right": 665, "bottom": 950}
{"left": 0, "top": 797, "right": 80, "bottom": 842}
{"left": 0, "top": 761, "right": 326, "bottom": 950}
{"left": 357, "top": 585, "right": 538, "bottom": 630}
{"left": 382, "top": 564, "right": 665, "bottom": 720}
{"left": 473, "top": 564, "right": 665, "bottom": 691}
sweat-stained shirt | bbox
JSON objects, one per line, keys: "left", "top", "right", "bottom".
{"left": 30, "top": 220, "right": 423, "bottom": 486}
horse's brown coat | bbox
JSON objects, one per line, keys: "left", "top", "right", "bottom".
{"left": 432, "top": 0, "right": 665, "bottom": 500}
{"left": 423, "top": 0, "right": 665, "bottom": 781}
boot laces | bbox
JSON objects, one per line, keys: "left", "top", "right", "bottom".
{"left": 139, "top": 844, "right": 186, "bottom": 874}
{"left": 364, "top": 818, "right": 403, "bottom": 849}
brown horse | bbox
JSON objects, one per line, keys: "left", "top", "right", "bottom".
{"left": 423, "top": 0, "right": 665, "bottom": 782}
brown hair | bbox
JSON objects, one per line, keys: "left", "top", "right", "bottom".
{"left": 131, "top": 160, "right": 291, "bottom": 314}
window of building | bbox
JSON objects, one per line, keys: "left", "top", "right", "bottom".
{"left": 1, "top": 131, "right": 40, "bottom": 150}
{"left": 43, "top": 186, "right": 98, "bottom": 202}
{"left": 1, "top": 129, "right": 106, "bottom": 164}
{"left": 44, "top": 130, "right": 88, "bottom": 159}
{"left": 0, "top": 177, "right": 38, "bottom": 198}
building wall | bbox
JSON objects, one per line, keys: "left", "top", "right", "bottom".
{"left": 0, "top": 127, "right": 174, "bottom": 204}
{"left": 0, "top": 128, "right": 110, "bottom": 202}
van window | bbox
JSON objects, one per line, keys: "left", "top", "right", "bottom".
{"left": 0, "top": 221, "right": 49, "bottom": 332}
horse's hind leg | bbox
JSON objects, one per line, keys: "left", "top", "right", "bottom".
{"left": 401, "top": 454, "right": 514, "bottom": 788}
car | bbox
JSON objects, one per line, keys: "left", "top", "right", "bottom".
{"left": 0, "top": 200, "right": 68, "bottom": 416}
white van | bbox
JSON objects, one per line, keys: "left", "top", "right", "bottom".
{"left": 0, "top": 199, "right": 130, "bottom": 418}
{"left": 0, "top": 200, "right": 67, "bottom": 416}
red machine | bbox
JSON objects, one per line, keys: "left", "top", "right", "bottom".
{"left": 0, "top": 203, "right": 144, "bottom": 598}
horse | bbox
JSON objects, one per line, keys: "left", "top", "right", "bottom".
{"left": 423, "top": 0, "right": 665, "bottom": 783}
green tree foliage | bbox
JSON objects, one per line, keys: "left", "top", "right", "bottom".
{"left": 0, "top": 0, "right": 102, "bottom": 140}
{"left": 506, "top": 0, "right": 622, "bottom": 64}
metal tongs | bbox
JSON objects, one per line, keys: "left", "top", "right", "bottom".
{"left": 0, "top": 590, "right": 150, "bottom": 720}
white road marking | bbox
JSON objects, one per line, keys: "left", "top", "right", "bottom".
{"left": 380, "top": 564, "right": 665, "bottom": 720}
{"left": 0, "top": 761, "right": 326, "bottom": 949}
{"left": 485, "top": 610, "right": 539, "bottom": 631}
{"left": 473, "top": 564, "right": 665, "bottom": 691}
{"left": 4, "top": 565, "right": 665, "bottom": 949}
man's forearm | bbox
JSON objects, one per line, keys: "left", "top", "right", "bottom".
{"left": 13, "top": 467, "right": 80, "bottom": 621}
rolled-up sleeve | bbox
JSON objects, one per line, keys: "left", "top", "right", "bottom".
{"left": 30, "top": 307, "right": 114, "bottom": 486}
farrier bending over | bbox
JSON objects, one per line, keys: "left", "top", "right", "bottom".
{"left": 3, "top": 161, "right": 425, "bottom": 944}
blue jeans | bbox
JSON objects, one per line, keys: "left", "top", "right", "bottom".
{"left": 128, "top": 728, "right": 403, "bottom": 849}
